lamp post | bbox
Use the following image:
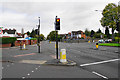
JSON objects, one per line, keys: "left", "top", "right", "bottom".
{"left": 38, "top": 17, "right": 40, "bottom": 53}
{"left": 95, "top": 10, "right": 104, "bottom": 39}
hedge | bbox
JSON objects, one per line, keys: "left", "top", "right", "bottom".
{"left": 0, "top": 37, "right": 17, "bottom": 44}
{"left": 30, "top": 38, "right": 37, "bottom": 40}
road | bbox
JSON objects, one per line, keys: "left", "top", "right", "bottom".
{"left": 1, "top": 41, "right": 119, "bottom": 80}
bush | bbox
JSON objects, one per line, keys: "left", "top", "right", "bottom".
{"left": 30, "top": 38, "right": 37, "bottom": 40}
{"left": 81, "top": 37, "right": 84, "bottom": 39}
{"left": 0, "top": 37, "right": 17, "bottom": 44}
{"left": 114, "top": 37, "right": 120, "bottom": 43}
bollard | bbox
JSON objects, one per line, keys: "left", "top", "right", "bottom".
{"left": 23, "top": 44, "right": 26, "bottom": 49}
{"left": 55, "top": 44, "right": 56, "bottom": 48}
{"left": 96, "top": 43, "right": 98, "bottom": 49}
{"left": 88, "top": 40, "right": 90, "bottom": 43}
{"left": 60, "top": 49, "right": 67, "bottom": 63}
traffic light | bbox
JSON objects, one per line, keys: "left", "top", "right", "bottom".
{"left": 55, "top": 18, "right": 60, "bottom": 30}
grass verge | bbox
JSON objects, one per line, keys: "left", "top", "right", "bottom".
{"left": 99, "top": 43, "right": 120, "bottom": 47}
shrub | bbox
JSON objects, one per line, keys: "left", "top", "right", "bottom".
{"left": 81, "top": 37, "right": 84, "bottom": 39}
{"left": 114, "top": 37, "right": 120, "bottom": 43}
{"left": 0, "top": 37, "right": 17, "bottom": 44}
{"left": 30, "top": 38, "right": 37, "bottom": 40}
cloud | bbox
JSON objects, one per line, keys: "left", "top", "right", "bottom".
{"left": 0, "top": 1, "right": 118, "bottom": 37}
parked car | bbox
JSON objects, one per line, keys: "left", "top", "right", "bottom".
{"left": 105, "top": 39, "right": 112, "bottom": 43}
{"left": 98, "top": 39, "right": 104, "bottom": 43}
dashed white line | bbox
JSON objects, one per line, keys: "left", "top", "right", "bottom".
{"left": 7, "top": 65, "right": 9, "bottom": 67}
{"left": 22, "top": 77, "right": 25, "bottom": 79}
{"left": 35, "top": 68, "right": 38, "bottom": 70}
{"left": 80, "top": 58, "right": 120, "bottom": 67}
{"left": 92, "top": 71, "right": 108, "bottom": 79}
{"left": 32, "top": 71, "right": 34, "bottom": 72}
{"left": 27, "top": 73, "right": 30, "bottom": 76}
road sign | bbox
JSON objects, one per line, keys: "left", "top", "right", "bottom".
{"left": 0, "top": 28, "right": 3, "bottom": 34}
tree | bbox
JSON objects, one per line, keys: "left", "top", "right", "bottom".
{"left": 90, "top": 30, "right": 95, "bottom": 37}
{"left": 39, "top": 34, "right": 45, "bottom": 41}
{"left": 30, "top": 29, "right": 36, "bottom": 38}
{"left": 100, "top": 3, "right": 118, "bottom": 41}
{"left": 105, "top": 27, "right": 110, "bottom": 38}
{"left": 27, "top": 31, "right": 30, "bottom": 36}
{"left": 96, "top": 28, "right": 102, "bottom": 33}
{"left": 47, "top": 31, "right": 61, "bottom": 41}
{"left": 85, "top": 28, "right": 90, "bottom": 36}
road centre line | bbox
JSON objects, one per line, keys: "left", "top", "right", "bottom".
{"left": 80, "top": 58, "right": 120, "bottom": 67}
{"left": 92, "top": 71, "right": 108, "bottom": 79}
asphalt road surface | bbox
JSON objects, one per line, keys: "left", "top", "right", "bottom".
{"left": 1, "top": 41, "right": 120, "bottom": 80}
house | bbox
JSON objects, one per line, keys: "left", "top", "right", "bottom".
{"left": 71, "top": 30, "right": 86, "bottom": 39}
{"left": 59, "top": 34, "right": 66, "bottom": 39}
{"left": 0, "top": 28, "right": 17, "bottom": 37}
{"left": 59, "top": 30, "right": 86, "bottom": 39}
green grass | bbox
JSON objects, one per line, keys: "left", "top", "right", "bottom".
{"left": 99, "top": 43, "right": 120, "bottom": 47}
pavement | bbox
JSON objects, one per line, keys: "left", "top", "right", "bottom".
{"left": 0, "top": 41, "right": 120, "bottom": 80}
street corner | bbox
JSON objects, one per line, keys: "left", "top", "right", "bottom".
{"left": 44, "top": 59, "right": 77, "bottom": 66}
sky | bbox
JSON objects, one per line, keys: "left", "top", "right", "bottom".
{"left": 0, "top": 0, "right": 119, "bottom": 37}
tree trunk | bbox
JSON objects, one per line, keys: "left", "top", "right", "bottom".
{"left": 112, "top": 27, "right": 115, "bottom": 41}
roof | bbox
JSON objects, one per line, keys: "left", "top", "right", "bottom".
{"left": 3, "top": 29, "right": 16, "bottom": 34}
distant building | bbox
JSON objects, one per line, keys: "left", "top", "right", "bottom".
{"left": 59, "top": 34, "right": 66, "bottom": 39}
{"left": 16, "top": 33, "right": 22, "bottom": 38}
{"left": 0, "top": 28, "right": 17, "bottom": 37}
{"left": 71, "top": 30, "right": 86, "bottom": 39}
{"left": 21, "top": 28, "right": 24, "bottom": 38}
{"left": 59, "top": 30, "right": 86, "bottom": 39}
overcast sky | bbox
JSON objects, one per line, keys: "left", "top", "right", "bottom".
{"left": 0, "top": 0, "right": 119, "bottom": 37}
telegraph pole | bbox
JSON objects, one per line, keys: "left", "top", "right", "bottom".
{"left": 38, "top": 17, "right": 40, "bottom": 53}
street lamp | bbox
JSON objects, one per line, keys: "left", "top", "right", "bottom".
{"left": 37, "top": 17, "right": 40, "bottom": 53}
{"left": 95, "top": 10, "right": 104, "bottom": 39}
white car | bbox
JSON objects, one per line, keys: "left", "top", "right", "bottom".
{"left": 98, "top": 39, "right": 104, "bottom": 43}
{"left": 105, "top": 39, "right": 112, "bottom": 43}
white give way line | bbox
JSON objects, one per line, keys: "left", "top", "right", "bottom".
{"left": 92, "top": 71, "right": 108, "bottom": 79}
{"left": 80, "top": 58, "right": 120, "bottom": 67}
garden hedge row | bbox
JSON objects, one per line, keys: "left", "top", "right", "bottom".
{"left": 0, "top": 37, "right": 17, "bottom": 44}
{"left": 30, "top": 38, "right": 37, "bottom": 40}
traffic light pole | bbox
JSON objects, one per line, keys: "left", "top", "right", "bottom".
{"left": 55, "top": 16, "right": 58, "bottom": 59}
{"left": 56, "top": 30, "right": 58, "bottom": 59}
{"left": 38, "top": 17, "right": 40, "bottom": 53}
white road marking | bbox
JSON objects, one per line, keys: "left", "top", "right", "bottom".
{"left": 27, "top": 73, "right": 30, "bottom": 76}
{"left": 2, "top": 67, "right": 4, "bottom": 69}
{"left": 92, "top": 71, "right": 108, "bottom": 79}
{"left": 11, "top": 63, "right": 14, "bottom": 65}
{"left": 32, "top": 71, "right": 34, "bottom": 72}
{"left": 7, "top": 65, "right": 9, "bottom": 67}
{"left": 22, "top": 77, "right": 25, "bottom": 79}
{"left": 80, "top": 58, "right": 120, "bottom": 67}
{"left": 35, "top": 68, "right": 38, "bottom": 70}
{"left": 38, "top": 66, "right": 40, "bottom": 67}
